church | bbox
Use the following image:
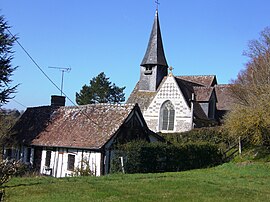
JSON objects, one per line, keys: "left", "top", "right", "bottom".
{"left": 127, "top": 10, "right": 232, "bottom": 133}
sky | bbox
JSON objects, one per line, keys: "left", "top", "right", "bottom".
{"left": 1, "top": 0, "right": 270, "bottom": 111}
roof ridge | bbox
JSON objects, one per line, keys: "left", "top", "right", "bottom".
{"left": 194, "top": 86, "right": 214, "bottom": 89}
{"left": 176, "top": 75, "right": 216, "bottom": 77}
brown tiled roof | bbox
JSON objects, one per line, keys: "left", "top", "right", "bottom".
{"left": 194, "top": 86, "right": 214, "bottom": 102}
{"left": 10, "top": 104, "right": 138, "bottom": 149}
{"left": 177, "top": 75, "right": 217, "bottom": 87}
{"left": 215, "top": 84, "right": 234, "bottom": 111}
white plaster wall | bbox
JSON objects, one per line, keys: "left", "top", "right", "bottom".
{"left": 40, "top": 148, "right": 101, "bottom": 177}
{"left": 143, "top": 76, "right": 193, "bottom": 133}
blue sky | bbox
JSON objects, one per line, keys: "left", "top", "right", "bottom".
{"left": 1, "top": 0, "right": 270, "bottom": 110}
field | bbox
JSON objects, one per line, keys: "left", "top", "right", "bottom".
{"left": 4, "top": 162, "right": 270, "bottom": 202}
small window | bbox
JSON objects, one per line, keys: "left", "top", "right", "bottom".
{"left": 26, "top": 148, "right": 32, "bottom": 163}
{"left": 144, "top": 66, "right": 153, "bottom": 75}
{"left": 45, "top": 151, "right": 52, "bottom": 167}
{"left": 5, "top": 149, "right": 12, "bottom": 159}
{"left": 67, "top": 154, "right": 75, "bottom": 171}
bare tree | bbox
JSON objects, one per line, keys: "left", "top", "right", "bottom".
{"left": 225, "top": 27, "right": 270, "bottom": 145}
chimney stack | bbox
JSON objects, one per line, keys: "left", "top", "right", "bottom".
{"left": 51, "top": 95, "right": 66, "bottom": 107}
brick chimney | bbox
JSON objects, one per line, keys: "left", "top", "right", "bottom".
{"left": 51, "top": 95, "right": 66, "bottom": 107}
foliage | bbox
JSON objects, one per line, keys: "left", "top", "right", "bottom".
{"left": 76, "top": 72, "right": 125, "bottom": 105}
{"left": 4, "top": 163, "right": 270, "bottom": 201}
{"left": 225, "top": 27, "right": 270, "bottom": 145}
{"left": 111, "top": 141, "right": 223, "bottom": 174}
{"left": 0, "top": 160, "right": 26, "bottom": 187}
{"left": 160, "top": 127, "right": 235, "bottom": 152}
{"left": 0, "top": 15, "right": 18, "bottom": 106}
{"left": 233, "top": 145, "right": 270, "bottom": 163}
{"left": 0, "top": 109, "right": 21, "bottom": 158}
{"left": 74, "top": 158, "right": 94, "bottom": 176}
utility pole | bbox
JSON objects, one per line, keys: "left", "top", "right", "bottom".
{"left": 48, "top": 66, "right": 71, "bottom": 96}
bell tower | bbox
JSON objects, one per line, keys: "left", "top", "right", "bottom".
{"left": 139, "top": 10, "right": 168, "bottom": 92}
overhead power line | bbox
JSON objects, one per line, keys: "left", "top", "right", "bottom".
{"left": 6, "top": 28, "right": 76, "bottom": 106}
{"left": 5, "top": 28, "right": 101, "bottom": 127}
{"left": 12, "top": 98, "right": 27, "bottom": 108}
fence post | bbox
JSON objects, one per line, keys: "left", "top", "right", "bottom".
{"left": 119, "top": 156, "right": 125, "bottom": 174}
{"left": 239, "top": 136, "right": 242, "bottom": 155}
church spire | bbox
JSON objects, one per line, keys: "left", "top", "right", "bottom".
{"left": 139, "top": 9, "right": 168, "bottom": 92}
{"left": 141, "top": 10, "right": 168, "bottom": 68}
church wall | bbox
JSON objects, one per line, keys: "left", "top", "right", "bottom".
{"left": 143, "top": 76, "right": 193, "bottom": 133}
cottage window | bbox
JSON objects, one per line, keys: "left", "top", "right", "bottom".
{"left": 5, "top": 149, "right": 12, "bottom": 159}
{"left": 26, "top": 148, "right": 31, "bottom": 163}
{"left": 160, "top": 101, "right": 175, "bottom": 131}
{"left": 45, "top": 151, "right": 51, "bottom": 167}
{"left": 67, "top": 154, "right": 75, "bottom": 171}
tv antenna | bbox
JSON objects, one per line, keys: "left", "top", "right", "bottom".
{"left": 48, "top": 66, "right": 71, "bottom": 96}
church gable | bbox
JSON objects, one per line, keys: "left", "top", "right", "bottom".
{"left": 143, "top": 76, "right": 193, "bottom": 132}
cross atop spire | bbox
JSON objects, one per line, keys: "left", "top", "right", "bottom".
{"left": 155, "top": 0, "right": 160, "bottom": 10}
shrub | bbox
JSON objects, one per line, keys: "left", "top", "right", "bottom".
{"left": 111, "top": 141, "right": 223, "bottom": 174}
{"left": 160, "top": 127, "right": 235, "bottom": 152}
{"left": 74, "top": 158, "right": 94, "bottom": 176}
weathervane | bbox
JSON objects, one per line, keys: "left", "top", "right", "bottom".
{"left": 48, "top": 66, "right": 71, "bottom": 96}
{"left": 155, "top": 0, "right": 160, "bottom": 10}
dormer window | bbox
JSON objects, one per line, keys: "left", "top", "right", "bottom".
{"left": 144, "top": 66, "right": 153, "bottom": 75}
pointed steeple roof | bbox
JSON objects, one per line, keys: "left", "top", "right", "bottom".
{"left": 141, "top": 10, "right": 168, "bottom": 67}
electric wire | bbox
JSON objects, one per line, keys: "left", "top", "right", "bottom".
{"left": 6, "top": 28, "right": 100, "bottom": 126}
{"left": 11, "top": 98, "right": 27, "bottom": 108}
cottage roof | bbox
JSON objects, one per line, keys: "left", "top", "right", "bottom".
{"left": 9, "top": 104, "right": 141, "bottom": 149}
{"left": 177, "top": 75, "right": 217, "bottom": 87}
{"left": 140, "top": 10, "right": 168, "bottom": 67}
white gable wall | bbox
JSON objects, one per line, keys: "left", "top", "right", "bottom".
{"left": 143, "top": 76, "right": 193, "bottom": 133}
{"left": 40, "top": 148, "right": 101, "bottom": 177}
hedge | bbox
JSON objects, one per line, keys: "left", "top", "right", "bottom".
{"left": 111, "top": 141, "right": 223, "bottom": 174}
{"left": 160, "top": 127, "right": 236, "bottom": 152}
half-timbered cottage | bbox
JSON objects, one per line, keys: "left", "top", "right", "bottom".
{"left": 4, "top": 99, "right": 163, "bottom": 177}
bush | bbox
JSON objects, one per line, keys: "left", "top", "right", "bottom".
{"left": 160, "top": 127, "right": 235, "bottom": 152}
{"left": 74, "top": 158, "right": 94, "bottom": 176}
{"left": 111, "top": 141, "right": 223, "bottom": 174}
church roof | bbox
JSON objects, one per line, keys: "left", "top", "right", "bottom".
{"left": 177, "top": 75, "right": 217, "bottom": 87}
{"left": 141, "top": 10, "right": 168, "bottom": 67}
{"left": 193, "top": 86, "right": 215, "bottom": 102}
{"left": 215, "top": 84, "right": 234, "bottom": 111}
{"left": 126, "top": 82, "right": 159, "bottom": 110}
{"left": 8, "top": 104, "right": 142, "bottom": 149}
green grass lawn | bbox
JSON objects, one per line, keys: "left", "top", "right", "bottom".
{"left": 4, "top": 162, "right": 270, "bottom": 202}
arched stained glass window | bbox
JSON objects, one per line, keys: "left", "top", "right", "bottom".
{"left": 160, "top": 101, "right": 175, "bottom": 131}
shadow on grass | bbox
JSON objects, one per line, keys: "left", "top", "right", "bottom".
{"left": 3, "top": 178, "right": 55, "bottom": 189}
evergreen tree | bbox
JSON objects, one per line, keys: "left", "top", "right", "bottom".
{"left": 0, "top": 15, "right": 17, "bottom": 106}
{"left": 76, "top": 72, "right": 125, "bottom": 105}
